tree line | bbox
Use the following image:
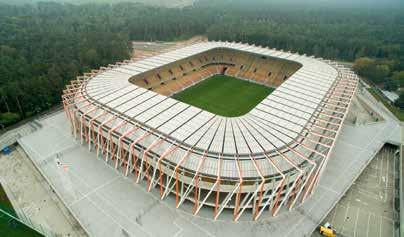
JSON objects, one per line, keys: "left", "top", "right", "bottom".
{"left": 0, "top": 1, "right": 403, "bottom": 127}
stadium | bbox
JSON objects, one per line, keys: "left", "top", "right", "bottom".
{"left": 61, "top": 41, "right": 358, "bottom": 221}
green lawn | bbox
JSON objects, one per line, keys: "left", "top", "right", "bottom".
{"left": 173, "top": 75, "right": 274, "bottom": 117}
{"left": 0, "top": 183, "right": 14, "bottom": 212}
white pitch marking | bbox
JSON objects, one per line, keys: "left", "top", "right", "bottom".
{"left": 173, "top": 219, "right": 185, "bottom": 237}
{"left": 177, "top": 212, "right": 216, "bottom": 237}
{"left": 100, "top": 147, "right": 216, "bottom": 237}
{"left": 70, "top": 176, "right": 120, "bottom": 206}
{"left": 64, "top": 156, "right": 155, "bottom": 237}
{"left": 85, "top": 194, "right": 141, "bottom": 237}
{"left": 72, "top": 172, "right": 154, "bottom": 237}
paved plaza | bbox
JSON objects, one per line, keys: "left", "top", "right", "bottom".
{"left": 16, "top": 87, "right": 401, "bottom": 237}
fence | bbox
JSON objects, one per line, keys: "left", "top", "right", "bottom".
{"left": 0, "top": 202, "right": 56, "bottom": 237}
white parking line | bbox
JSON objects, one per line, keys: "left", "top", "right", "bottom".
{"left": 353, "top": 207, "right": 359, "bottom": 237}
{"left": 366, "top": 212, "right": 372, "bottom": 237}
{"left": 330, "top": 204, "right": 337, "bottom": 224}
{"left": 341, "top": 195, "right": 351, "bottom": 234}
{"left": 320, "top": 145, "right": 398, "bottom": 237}
{"left": 392, "top": 150, "right": 396, "bottom": 221}
{"left": 381, "top": 216, "right": 395, "bottom": 237}
{"left": 356, "top": 189, "right": 380, "bottom": 201}
{"left": 379, "top": 151, "right": 383, "bottom": 185}
{"left": 384, "top": 150, "right": 389, "bottom": 202}
{"left": 379, "top": 215, "right": 382, "bottom": 237}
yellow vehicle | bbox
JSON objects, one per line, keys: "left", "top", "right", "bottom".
{"left": 319, "top": 222, "right": 336, "bottom": 237}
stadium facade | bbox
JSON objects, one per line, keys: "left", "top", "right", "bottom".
{"left": 62, "top": 41, "right": 358, "bottom": 221}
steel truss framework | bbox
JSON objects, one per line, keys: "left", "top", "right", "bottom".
{"left": 62, "top": 41, "right": 358, "bottom": 221}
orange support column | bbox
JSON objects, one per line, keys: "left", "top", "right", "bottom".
{"left": 157, "top": 145, "right": 178, "bottom": 196}
{"left": 193, "top": 175, "right": 199, "bottom": 214}
{"left": 233, "top": 157, "right": 243, "bottom": 221}
{"left": 272, "top": 180, "right": 285, "bottom": 216}
{"left": 288, "top": 176, "right": 302, "bottom": 209}
{"left": 175, "top": 169, "right": 180, "bottom": 207}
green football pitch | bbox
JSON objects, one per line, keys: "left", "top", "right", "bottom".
{"left": 172, "top": 75, "right": 274, "bottom": 117}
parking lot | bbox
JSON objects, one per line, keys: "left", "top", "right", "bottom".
{"left": 314, "top": 146, "right": 399, "bottom": 237}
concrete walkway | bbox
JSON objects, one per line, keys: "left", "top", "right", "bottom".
{"left": 16, "top": 87, "right": 402, "bottom": 237}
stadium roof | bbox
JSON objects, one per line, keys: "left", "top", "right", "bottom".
{"left": 72, "top": 41, "right": 357, "bottom": 179}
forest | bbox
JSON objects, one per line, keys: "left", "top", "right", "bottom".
{"left": 0, "top": 1, "right": 403, "bottom": 127}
